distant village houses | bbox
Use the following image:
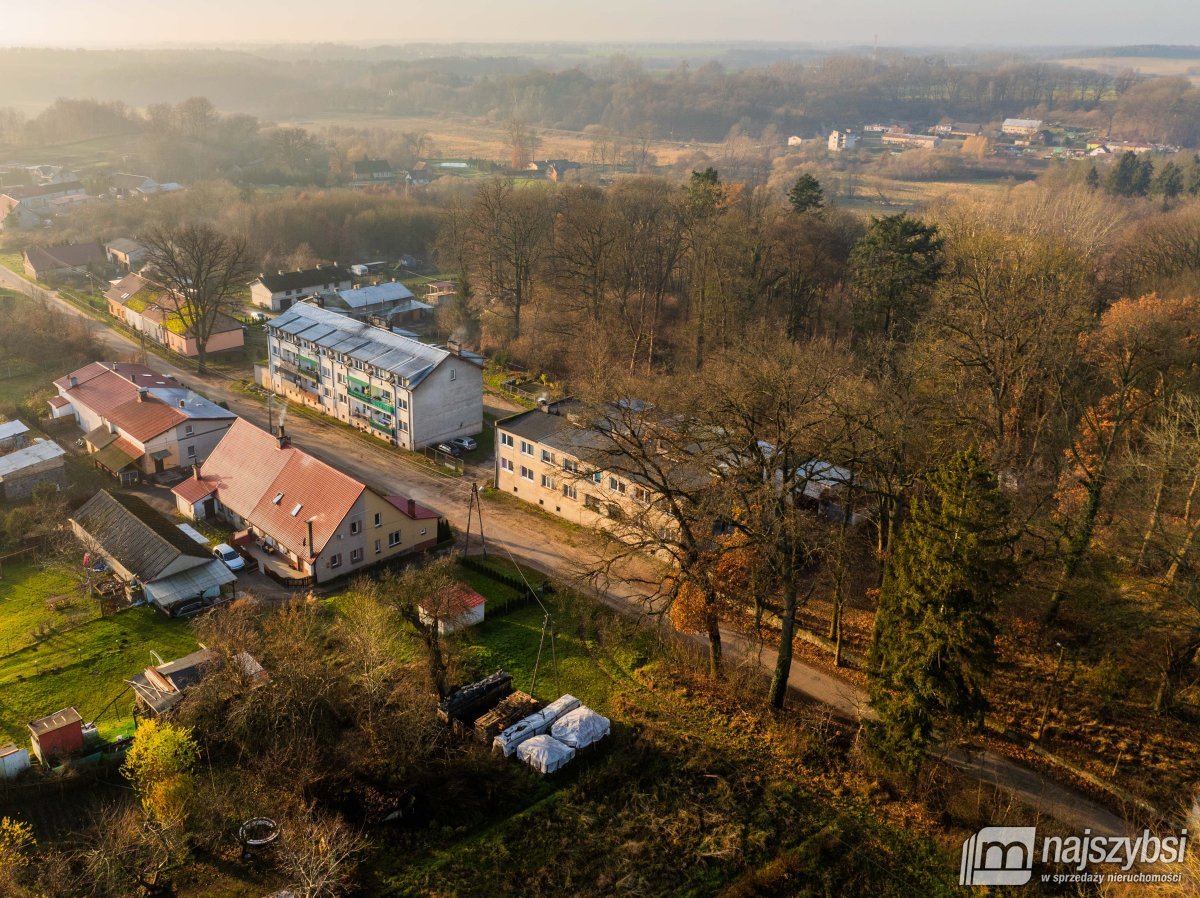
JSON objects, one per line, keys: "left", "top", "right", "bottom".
{"left": 249, "top": 264, "right": 353, "bottom": 312}
{"left": 881, "top": 132, "right": 942, "bottom": 149}
{"left": 0, "top": 180, "right": 87, "bottom": 229}
{"left": 105, "top": 273, "right": 246, "bottom": 358}
{"left": 22, "top": 241, "right": 105, "bottom": 281}
{"left": 827, "top": 130, "right": 858, "bottom": 152}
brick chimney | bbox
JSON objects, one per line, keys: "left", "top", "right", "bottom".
{"left": 68, "top": 375, "right": 77, "bottom": 387}
{"left": 136, "top": 387, "right": 148, "bottom": 402}
{"left": 277, "top": 424, "right": 289, "bottom": 449}
{"left": 407, "top": 498, "right": 416, "bottom": 517}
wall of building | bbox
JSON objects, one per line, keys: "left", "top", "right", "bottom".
{"left": 410, "top": 357, "right": 483, "bottom": 448}
{"left": 0, "top": 463, "right": 66, "bottom": 501}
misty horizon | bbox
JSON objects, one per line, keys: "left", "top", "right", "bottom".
{"left": 4, "top": 0, "right": 1200, "bottom": 49}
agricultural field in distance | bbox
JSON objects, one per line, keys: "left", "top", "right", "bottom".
{"left": 1058, "top": 55, "right": 1200, "bottom": 84}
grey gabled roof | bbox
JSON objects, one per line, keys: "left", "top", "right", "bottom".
{"left": 270, "top": 302, "right": 450, "bottom": 388}
{"left": 72, "top": 490, "right": 212, "bottom": 582}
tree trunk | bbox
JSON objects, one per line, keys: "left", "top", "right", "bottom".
{"left": 1045, "top": 476, "right": 1105, "bottom": 626}
{"left": 196, "top": 340, "right": 208, "bottom": 375}
{"left": 1136, "top": 465, "right": 1169, "bottom": 570}
{"left": 769, "top": 579, "right": 798, "bottom": 709}
{"left": 705, "top": 604, "right": 723, "bottom": 680}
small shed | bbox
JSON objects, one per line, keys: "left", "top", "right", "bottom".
{"left": 0, "top": 420, "right": 30, "bottom": 453}
{"left": 551, "top": 706, "right": 611, "bottom": 750}
{"left": 0, "top": 743, "right": 30, "bottom": 779}
{"left": 418, "top": 584, "right": 486, "bottom": 635}
{"left": 29, "top": 707, "right": 84, "bottom": 764}
{"left": 517, "top": 734, "right": 575, "bottom": 774}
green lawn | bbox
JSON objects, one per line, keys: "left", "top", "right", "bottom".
{"left": 0, "top": 561, "right": 199, "bottom": 745}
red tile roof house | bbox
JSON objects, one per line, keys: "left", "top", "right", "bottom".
{"left": 50, "top": 362, "right": 237, "bottom": 483}
{"left": 105, "top": 273, "right": 246, "bottom": 358}
{"left": 418, "top": 583, "right": 486, "bottom": 635}
{"left": 173, "top": 418, "right": 442, "bottom": 584}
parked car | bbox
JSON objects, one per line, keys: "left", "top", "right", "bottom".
{"left": 435, "top": 442, "right": 463, "bottom": 458}
{"left": 448, "top": 436, "right": 477, "bottom": 452}
{"left": 250, "top": 311, "right": 269, "bottom": 323}
{"left": 213, "top": 543, "right": 246, "bottom": 572}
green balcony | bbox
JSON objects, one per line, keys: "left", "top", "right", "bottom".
{"left": 347, "top": 385, "right": 394, "bottom": 413}
{"left": 368, "top": 418, "right": 394, "bottom": 433}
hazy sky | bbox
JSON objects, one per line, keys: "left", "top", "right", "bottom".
{"left": 5, "top": 0, "right": 1199, "bottom": 47}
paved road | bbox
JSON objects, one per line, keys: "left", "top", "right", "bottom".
{"left": 1, "top": 265, "right": 1133, "bottom": 836}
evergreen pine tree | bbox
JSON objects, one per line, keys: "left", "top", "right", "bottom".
{"left": 1085, "top": 164, "right": 1100, "bottom": 191}
{"left": 1107, "top": 151, "right": 1139, "bottom": 196}
{"left": 787, "top": 172, "right": 825, "bottom": 214}
{"left": 1133, "top": 157, "right": 1155, "bottom": 197}
{"left": 867, "top": 448, "right": 1015, "bottom": 777}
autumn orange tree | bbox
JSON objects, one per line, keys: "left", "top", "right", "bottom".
{"left": 1046, "top": 293, "right": 1200, "bottom": 624}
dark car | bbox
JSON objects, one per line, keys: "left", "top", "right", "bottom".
{"left": 435, "top": 442, "right": 463, "bottom": 458}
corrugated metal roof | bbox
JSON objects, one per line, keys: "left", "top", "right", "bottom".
{"left": 0, "top": 420, "right": 30, "bottom": 442}
{"left": 0, "top": 439, "right": 65, "bottom": 477}
{"left": 332, "top": 281, "right": 414, "bottom": 309}
{"left": 271, "top": 303, "right": 448, "bottom": 387}
{"left": 141, "top": 562, "right": 235, "bottom": 609}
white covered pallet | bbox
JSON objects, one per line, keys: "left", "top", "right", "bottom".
{"left": 492, "top": 693, "right": 582, "bottom": 758}
{"left": 550, "top": 706, "right": 611, "bottom": 750}
{"left": 517, "top": 734, "right": 576, "bottom": 774}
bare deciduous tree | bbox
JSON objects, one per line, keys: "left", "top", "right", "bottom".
{"left": 141, "top": 222, "right": 257, "bottom": 373}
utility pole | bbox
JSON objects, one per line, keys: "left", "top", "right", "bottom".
{"left": 462, "top": 481, "right": 487, "bottom": 558}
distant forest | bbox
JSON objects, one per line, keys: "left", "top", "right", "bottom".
{"left": 1, "top": 46, "right": 1198, "bottom": 146}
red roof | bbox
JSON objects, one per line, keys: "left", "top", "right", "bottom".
{"left": 418, "top": 583, "right": 486, "bottom": 617}
{"left": 105, "top": 395, "right": 186, "bottom": 443}
{"left": 385, "top": 495, "right": 440, "bottom": 520}
{"left": 47, "top": 396, "right": 69, "bottom": 409}
{"left": 194, "top": 419, "right": 365, "bottom": 560}
{"left": 173, "top": 475, "right": 216, "bottom": 505}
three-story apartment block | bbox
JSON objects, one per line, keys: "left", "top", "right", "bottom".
{"left": 265, "top": 303, "right": 482, "bottom": 450}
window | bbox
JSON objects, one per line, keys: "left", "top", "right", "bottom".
{"left": 420, "top": 527, "right": 427, "bottom": 536}
{"left": 633, "top": 485, "right": 652, "bottom": 505}
{"left": 591, "top": 471, "right": 603, "bottom": 484}
{"left": 184, "top": 424, "right": 193, "bottom": 436}
{"left": 350, "top": 520, "right": 362, "bottom": 535}
{"left": 388, "top": 531, "right": 401, "bottom": 547}
{"left": 328, "top": 553, "right": 342, "bottom": 569}
{"left": 398, "top": 420, "right": 408, "bottom": 432}
{"left": 375, "top": 539, "right": 381, "bottom": 554}
{"left": 374, "top": 513, "right": 382, "bottom": 527}
{"left": 397, "top": 397, "right": 408, "bottom": 411}
{"left": 609, "top": 477, "right": 626, "bottom": 494}
{"left": 500, "top": 457, "right": 514, "bottom": 472}
{"left": 584, "top": 494, "right": 602, "bottom": 512}
{"left": 541, "top": 449, "right": 555, "bottom": 464}
{"left": 541, "top": 474, "right": 555, "bottom": 489}
{"left": 186, "top": 445, "right": 196, "bottom": 458}
{"left": 520, "top": 465, "right": 534, "bottom": 482}
{"left": 563, "top": 484, "right": 577, "bottom": 500}
{"left": 350, "top": 548, "right": 363, "bottom": 563}
{"left": 520, "top": 440, "right": 534, "bottom": 456}
{"left": 563, "top": 458, "right": 578, "bottom": 473}
{"left": 501, "top": 433, "right": 514, "bottom": 448}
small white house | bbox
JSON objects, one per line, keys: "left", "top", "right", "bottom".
{"left": 0, "top": 743, "right": 30, "bottom": 779}
{"left": 418, "top": 584, "right": 486, "bottom": 635}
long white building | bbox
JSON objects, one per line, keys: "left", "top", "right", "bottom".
{"left": 265, "top": 303, "right": 483, "bottom": 449}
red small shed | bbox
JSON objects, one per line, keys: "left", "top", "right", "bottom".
{"left": 29, "top": 707, "right": 84, "bottom": 764}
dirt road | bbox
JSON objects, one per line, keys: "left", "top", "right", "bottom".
{"left": 0, "top": 265, "right": 1132, "bottom": 836}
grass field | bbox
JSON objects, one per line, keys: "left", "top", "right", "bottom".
{"left": 0, "top": 560, "right": 199, "bottom": 745}
{"left": 281, "top": 112, "right": 722, "bottom": 167}
{"left": 1058, "top": 56, "right": 1200, "bottom": 85}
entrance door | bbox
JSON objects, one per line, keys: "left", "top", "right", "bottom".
{"left": 154, "top": 456, "right": 165, "bottom": 474}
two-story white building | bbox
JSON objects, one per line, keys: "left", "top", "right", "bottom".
{"left": 50, "top": 362, "right": 237, "bottom": 483}
{"left": 265, "top": 303, "right": 483, "bottom": 449}
{"left": 249, "top": 265, "right": 353, "bottom": 312}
